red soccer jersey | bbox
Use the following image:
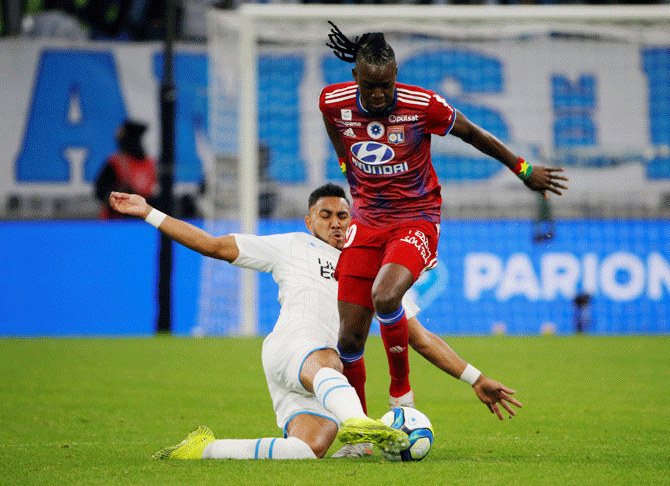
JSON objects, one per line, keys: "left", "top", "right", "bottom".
{"left": 319, "top": 81, "right": 456, "bottom": 228}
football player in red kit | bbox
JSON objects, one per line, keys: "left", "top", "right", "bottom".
{"left": 319, "top": 23, "right": 568, "bottom": 418}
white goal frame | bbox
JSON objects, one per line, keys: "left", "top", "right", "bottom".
{"left": 209, "top": 4, "right": 670, "bottom": 336}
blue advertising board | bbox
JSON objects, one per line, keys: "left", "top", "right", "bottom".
{"left": 1, "top": 220, "right": 668, "bottom": 337}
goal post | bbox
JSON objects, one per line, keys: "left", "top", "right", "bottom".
{"left": 204, "top": 5, "right": 670, "bottom": 336}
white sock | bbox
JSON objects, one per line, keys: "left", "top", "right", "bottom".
{"left": 313, "top": 367, "right": 367, "bottom": 423}
{"left": 202, "top": 437, "right": 316, "bottom": 460}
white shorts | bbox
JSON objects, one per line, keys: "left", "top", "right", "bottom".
{"left": 261, "top": 323, "right": 339, "bottom": 436}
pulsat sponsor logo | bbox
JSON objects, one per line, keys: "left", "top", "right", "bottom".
{"left": 389, "top": 114, "right": 418, "bottom": 123}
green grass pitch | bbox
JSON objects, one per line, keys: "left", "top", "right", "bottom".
{"left": 1, "top": 335, "right": 669, "bottom": 485}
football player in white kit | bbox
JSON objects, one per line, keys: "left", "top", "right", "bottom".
{"left": 109, "top": 184, "right": 521, "bottom": 460}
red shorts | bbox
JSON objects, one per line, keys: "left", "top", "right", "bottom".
{"left": 335, "top": 220, "right": 439, "bottom": 310}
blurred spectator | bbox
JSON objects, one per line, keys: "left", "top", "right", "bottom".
{"left": 89, "top": 0, "right": 183, "bottom": 41}
{"left": 95, "top": 120, "right": 159, "bottom": 219}
{"left": 574, "top": 293, "right": 592, "bottom": 333}
{"left": 19, "top": 11, "right": 88, "bottom": 39}
{"left": 1, "top": 0, "right": 183, "bottom": 41}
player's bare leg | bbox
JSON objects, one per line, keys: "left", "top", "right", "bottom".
{"left": 299, "top": 348, "right": 344, "bottom": 392}
{"left": 372, "top": 263, "right": 414, "bottom": 315}
{"left": 286, "top": 413, "right": 339, "bottom": 458}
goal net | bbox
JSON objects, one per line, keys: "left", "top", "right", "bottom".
{"left": 199, "top": 5, "right": 670, "bottom": 336}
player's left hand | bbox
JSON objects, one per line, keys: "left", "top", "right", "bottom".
{"left": 472, "top": 375, "right": 523, "bottom": 420}
{"left": 525, "top": 166, "right": 569, "bottom": 199}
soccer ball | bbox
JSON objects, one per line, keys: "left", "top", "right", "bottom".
{"left": 379, "top": 407, "right": 434, "bottom": 462}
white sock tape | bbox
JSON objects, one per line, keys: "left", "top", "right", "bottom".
{"left": 145, "top": 208, "right": 167, "bottom": 228}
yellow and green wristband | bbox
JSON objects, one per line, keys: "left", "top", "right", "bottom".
{"left": 512, "top": 157, "right": 533, "bottom": 181}
{"left": 338, "top": 156, "right": 347, "bottom": 175}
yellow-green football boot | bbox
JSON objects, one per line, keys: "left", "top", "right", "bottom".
{"left": 337, "top": 418, "right": 409, "bottom": 454}
{"left": 153, "top": 426, "right": 215, "bottom": 459}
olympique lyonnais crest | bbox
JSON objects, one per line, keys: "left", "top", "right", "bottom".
{"left": 387, "top": 126, "right": 405, "bottom": 145}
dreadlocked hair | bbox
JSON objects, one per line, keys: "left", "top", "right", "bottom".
{"left": 326, "top": 22, "right": 395, "bottom": 65}
{"left": 356, "top": 33, "right": 395, "bottom": 66}
{"left": 326, "top": 21, "right": 368, "bottom": 63}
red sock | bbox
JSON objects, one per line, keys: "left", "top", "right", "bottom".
{"left": 342, "top": 356, "right": 367, "bottom": 415}
{"left": 379, "top": 313, "right": 411, "bottom": 398}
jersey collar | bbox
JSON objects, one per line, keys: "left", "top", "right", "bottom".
{"left": 356, "top": 88, "right": 398, "bottom": 118}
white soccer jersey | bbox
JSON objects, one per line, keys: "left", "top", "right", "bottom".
{"left": 232, "top": 232, "right": 341, "bottom": 344}
{"left": 232, "top": 231, "right": 419, "bottom": 340}
{"left": 231, "top": 231, "right": 420, "bottom": 432}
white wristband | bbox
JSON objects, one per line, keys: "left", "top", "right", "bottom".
{"left": 145, "top": 208, "right": 167, "bottom": 228}
{"left": 460, "top": 363, "right": 482, "bottom": 386}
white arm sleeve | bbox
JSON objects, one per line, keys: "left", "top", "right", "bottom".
{"left": 230, "top": 233, "right": 292, "bottom": 273}
{"left": 401, "top": 294, "right": 420, "bottom": 320}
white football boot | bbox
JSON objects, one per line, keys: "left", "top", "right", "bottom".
{"left": 389, "top": 390, "right": 415, "bottom": 409}
{"left": 331, "top": 442, "right": 373, "bottom": 458}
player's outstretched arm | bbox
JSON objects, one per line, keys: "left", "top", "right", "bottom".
{"left": 407, "top": 316, "right": 522, "bottom": 420}
{"left": 109, "top": 192, "right": 239, "bottom": 262}
{"left": 449, "top": 110, "right": 568, "bottom": 199}
{"left": 407, "top": 316, "right": 467, "bottom": 379}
